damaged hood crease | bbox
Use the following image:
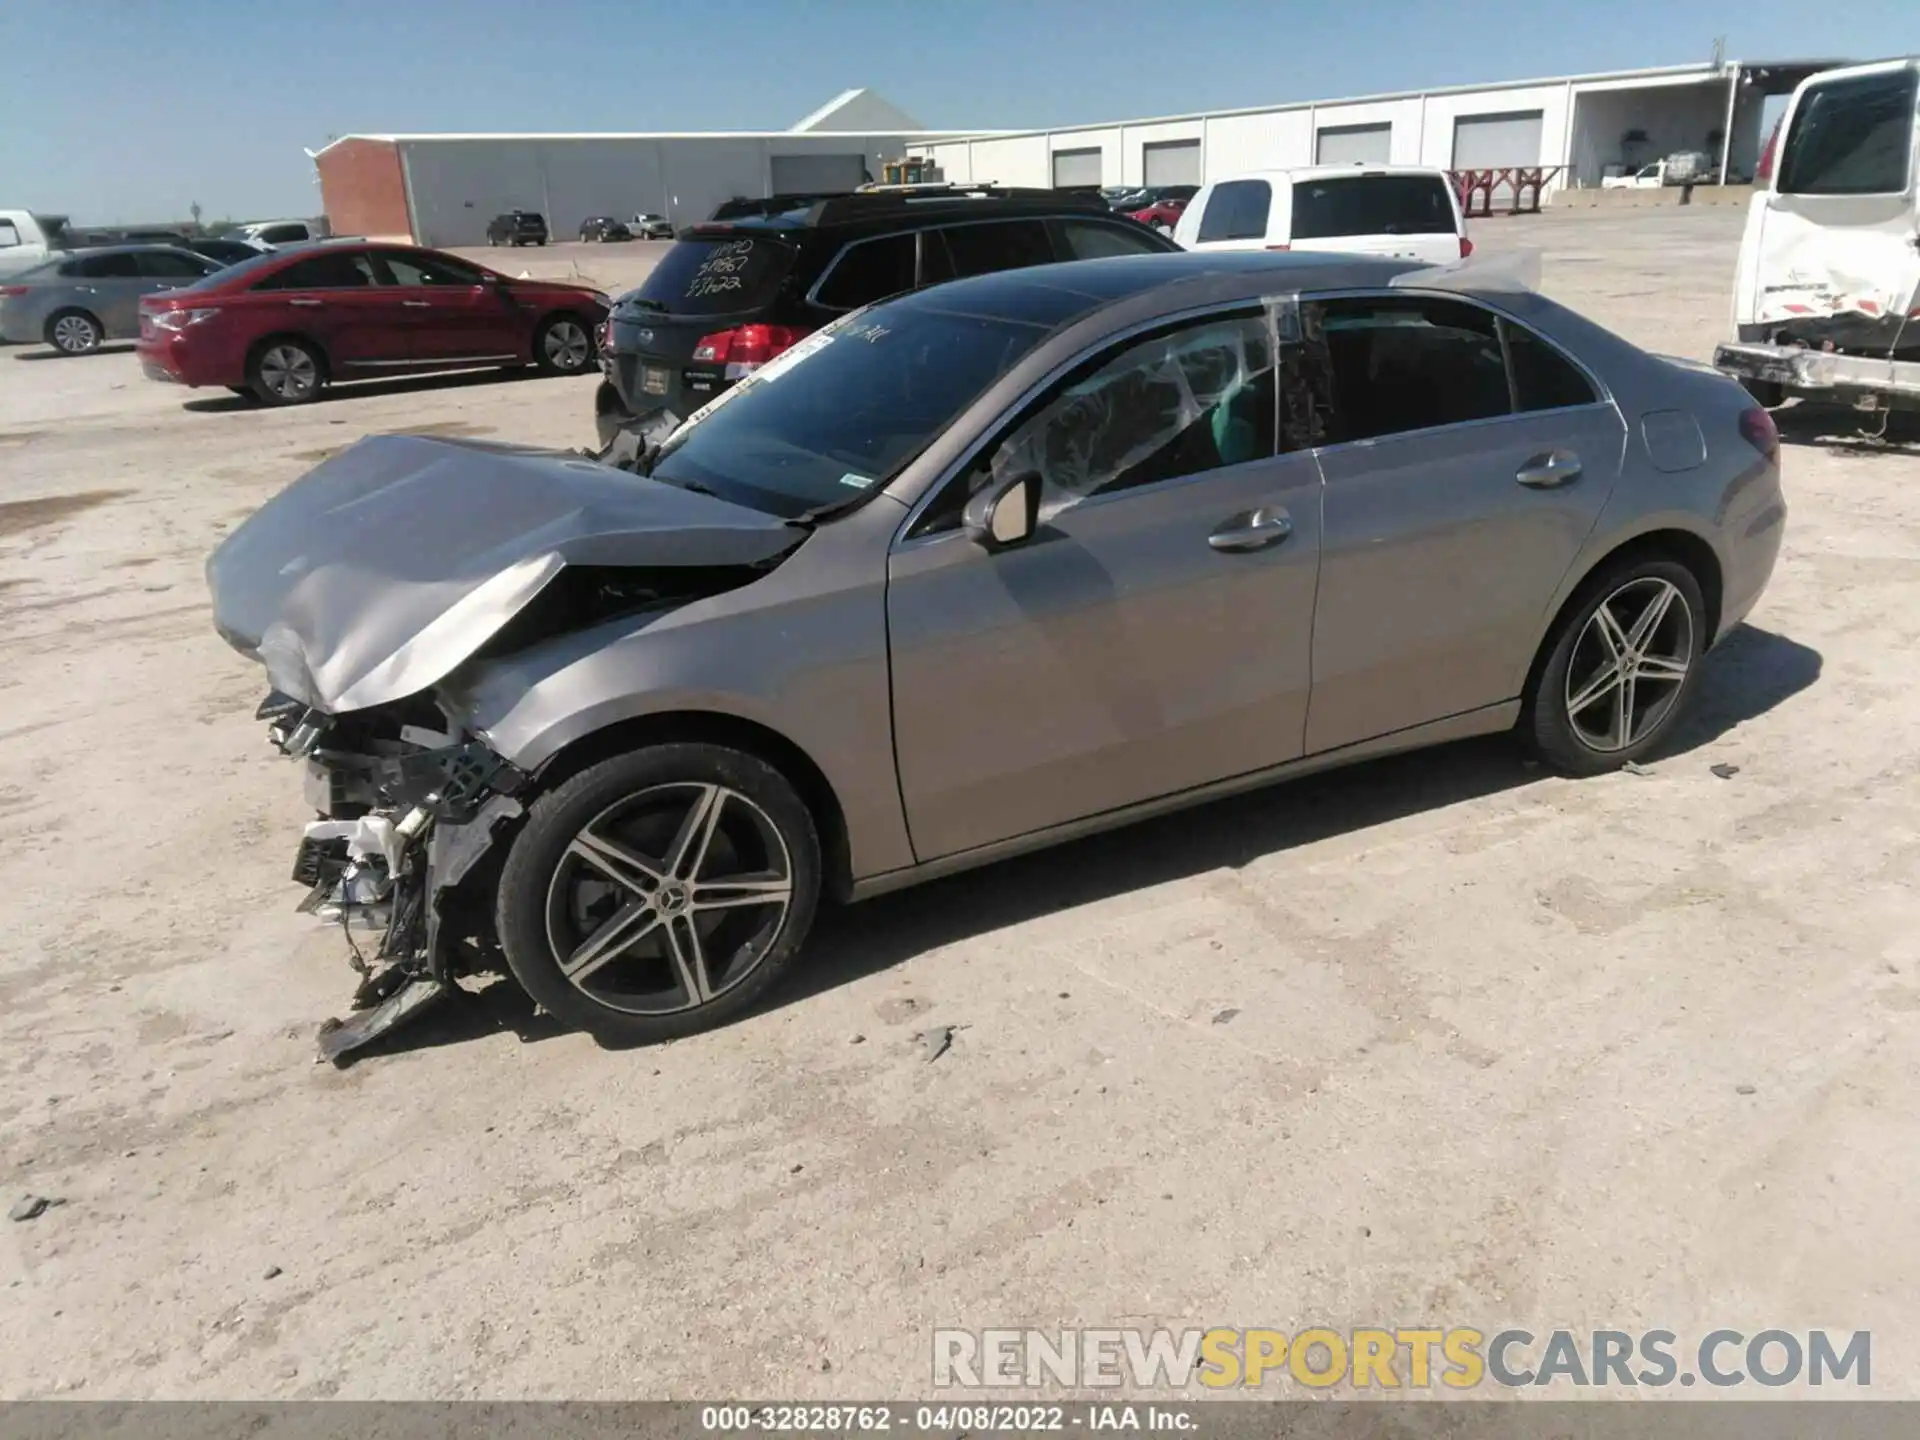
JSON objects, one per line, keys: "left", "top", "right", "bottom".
{"left": 207, "top": 435, "right": 800, "bottom": 713}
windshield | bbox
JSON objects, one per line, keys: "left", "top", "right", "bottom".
{"left": 1291, "top": 175, "right": 1456, "bottom": 238}
{"left": 631, "top": 234, "right": 798, "bottom": 316}
{"left": 647, "top": 301, "right": 1053, "bottom": 519}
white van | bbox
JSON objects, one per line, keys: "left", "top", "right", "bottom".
{"left": 1172, "top": 165, "right": 1470, "bottom": 265}
{"left": 1714, "top": 57, "right": 1920, "bottom": 411}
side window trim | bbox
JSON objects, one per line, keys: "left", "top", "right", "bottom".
{"left": 1302, "top": 286, "right": 1612, "bottom": 453}
{"left": 896, "top": 297, "right": 1290, "bottom": 546}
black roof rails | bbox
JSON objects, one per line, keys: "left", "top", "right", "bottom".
{"left": 802, "top": 184, "right": 1112, "bottom": 226}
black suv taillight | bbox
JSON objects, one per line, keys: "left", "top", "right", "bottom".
{"left": 1738, "top": 406, "right": 1780, "bottom": 462}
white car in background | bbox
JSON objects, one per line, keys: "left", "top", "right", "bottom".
{"left": 1173, "top": 164, "right": 1471, "bottom": 265}
{"left": 1603, "top": 161, "right": 1668, "bottom": 189}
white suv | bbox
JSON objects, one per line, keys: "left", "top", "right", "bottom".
{"left": 1173, "top": 165, "right": 1470, "bottom": 265}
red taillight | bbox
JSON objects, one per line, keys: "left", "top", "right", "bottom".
{"left": 0, "top": 285, "right": 27, "bottom": 298}
{"left": 1738, "top": 406, "right": 1780, "bottom": 462}
{"left": 691, "top": 323, "right": 808, "bottom": 377}
{"left": 1265, "top": 243, "right": 1290, "bottom": 251}
{"left": 1459, "top": 236, "right": 1475, "bottom": 258}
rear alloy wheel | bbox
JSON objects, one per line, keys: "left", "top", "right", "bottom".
{"left": 534, "top": 314, "right": 593, "bottom": 374}
{"left": 496, "top": 744, "right": 821, "bottom": 1043}
{"left": 1522, "top": 557, "right": 1705, "bottom": 775}
{"left": 249, "top": 339, "right": 324, "bottom": 405}
{"left": 47, "top": 310, "right": 103, "bottom": 356}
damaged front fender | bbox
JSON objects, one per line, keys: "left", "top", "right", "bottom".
{"left": 207, "top": 434, "right": 803, "bottom": 714}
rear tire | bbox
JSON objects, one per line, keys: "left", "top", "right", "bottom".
{"left": 1521, "top": 555, "right": 1707, "bottom": 776}
{"left": 46, "top": 309, "right": 103, "bottom": 356}
{"left": 248, "top": 338, "right": 325, "bottom": 405}
{"left": 495, "top": 743, "right": 821, "bottom": 1044}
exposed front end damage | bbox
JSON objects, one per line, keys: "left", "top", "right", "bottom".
{"left": 261, "top": 688, "right": 530, "bottom": 1062}
{"left": 209, "top": 434, "right": 808, "bottom": 1062}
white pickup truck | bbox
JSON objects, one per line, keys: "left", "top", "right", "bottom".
{"left": 1713, "top": 57, "right": 1920, "bottom": 416}
{"left": 1602, "top": 161, "right": 1667, "bottom": 190}
{"left": 0, "top": 210, "right": 74, "bottom": 278}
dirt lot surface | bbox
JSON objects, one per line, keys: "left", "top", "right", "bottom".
{"left": 1, "top": 208, "right": 1915, "bottom": 1400}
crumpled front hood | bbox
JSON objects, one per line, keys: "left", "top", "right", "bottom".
{"left": 206, "top": 435, "right": 799, "bottom": 714}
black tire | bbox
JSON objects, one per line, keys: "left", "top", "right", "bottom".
{"left": 247, "top": 337, "right": 325, "bottom": 406}
{"left": 45, "top": 309, "right": 103, "bottom": 356}
{"left": 1521, "top": 554, "right": 1707, "bottom": 776}
{"left": 496, "top": 743, "right": 822, "bottom": 1044}
{"left": 533, "top": 312, "right": 595, "bottom": 374}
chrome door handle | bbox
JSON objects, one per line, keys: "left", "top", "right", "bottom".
{"left": 401, "top": 300, "right": 431, "bottom": 308}
{"left": 1516, "top": 450, "right": 1582, "bottom": 488}
{"left": 1208, "top": 507, "right": 1293, "bottom": 552}
{"left": 288, "top": 298, "right": 323, "bottom": 308}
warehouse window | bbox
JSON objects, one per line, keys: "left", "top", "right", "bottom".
{"left": 813, "top": 233, "right": 917, "bottom": 309}
{"left": 1196, "top": 180, "right": 1271, "bottom": 243}
{"left": 1778, "top": 66, "right": 1918, "bottom": 196}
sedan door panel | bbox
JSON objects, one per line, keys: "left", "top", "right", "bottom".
{"left": 1306, "top": 406, "right": 1624, "bottom": 753}
{"left": 888, "top": 456, "right": 1323, "bottom": 862}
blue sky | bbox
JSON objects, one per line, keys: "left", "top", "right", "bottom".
{"left": 0, "top": 0, "right": 1908, "bottom": 223}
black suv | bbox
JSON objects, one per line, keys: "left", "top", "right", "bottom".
{"left": 593, "top": 186, "right": 1180, "bottom": 450}
{"left": 487, "top": 210, "right": 549, "bottom": 247}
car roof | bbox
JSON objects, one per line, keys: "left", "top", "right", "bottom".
{"left": 898, "top": 249, "right": 1420, "bottom": 327}
{"left": 56, "top": 242, "right": 209, "bottom": 259}
{"left": 702, "top": 188, "right": 1120, "bottom": 237}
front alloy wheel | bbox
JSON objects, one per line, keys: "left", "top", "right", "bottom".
{"left": 497, "top": 744, "right": 821, "bottom": 1042}
{"left": 49, "top": 311, "right": 102, "bottom": 355}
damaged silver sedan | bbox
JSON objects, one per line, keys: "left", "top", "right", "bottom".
{"left": 208, "top": 250, "right": 1785, "bottom": 1059}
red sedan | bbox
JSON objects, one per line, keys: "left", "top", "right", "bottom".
{"left": 1128, "top": 196, "right": 1190, "bottom": 232}
{"left": 137, "top": 241, "right": 610, "bottom": 405}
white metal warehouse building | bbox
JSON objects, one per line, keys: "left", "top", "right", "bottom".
{"left": 312, "top": 59, "right": 1839, "bottom": 246}
{"left": 918, "top": 58, "right": 1837, "bottom": 196}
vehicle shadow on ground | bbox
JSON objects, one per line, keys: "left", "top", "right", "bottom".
{"left": 774, "top": 622, "right": 1822, "bottom": 1016}
{"left": 11, "top": 343, "right": 136, "bottom": 361}
{"left": 179, "top": 365, "right": 564, "bottom": 414}
{"left": 1776, "top": 403, "right": 1920, "bottom": 454}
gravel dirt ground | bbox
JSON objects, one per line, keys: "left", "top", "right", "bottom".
{"left": 0, "top": 207, "right": 1915, "bottom": 1400}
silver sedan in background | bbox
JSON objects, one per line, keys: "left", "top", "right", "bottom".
{"left": 205, "top": 250, "right": 1786, "bottom": 1059}
{"left": 0, "top": 244, "right": 221, "bottom": 354}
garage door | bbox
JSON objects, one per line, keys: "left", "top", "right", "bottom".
{"left": 1316, "top": 123, "right": 1392, "bottom": 165}
{"left": 1052, "top": 148, "right": 1103, "bottom": 189}
{"left": 1450, "top": 112, "right": 1545, "bottom": 169}
{"left": 1142, "top": 139, "right": 1200, "bottom": 187}
{"left": 769, "top": 152, "right": 867, "bottom": 196}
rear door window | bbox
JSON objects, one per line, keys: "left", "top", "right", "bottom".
{"left": 1313, "top": 295, "right": 1512, "bottom": 442}
{"left": 1053, "top": 219, "right": 1170, "bottom": 259}
{"left": 1195, "top": 180, "right": 1272, "bottom": 242}
{"left": 634, "top": 235, "right": 798, "bottom": 315}
{"left": 75, "top": 252, "right": 142, "bottom": 279}
{"left": 135, "top": 250, "right": 215, "bottom": 279}
{"left": 0, "top": 221, "right": 19, "bottom": 248}
{"left": 930, "top": 220, "right": 1056, "bottom": 280}
{"left": 1289, "top": 175, "right": 1457, "bottom": 239}
{"left": 1777, "top": 67, "right": 1918, "bottom": 195}
{"left": 813, "top": 232, "right": 918, "bottom": 309}
{"left": 254, "top": 252, "right": 384, "bottom": 290}
{"left": 1503, "top": 321, "right": 1599, "bottom": 411}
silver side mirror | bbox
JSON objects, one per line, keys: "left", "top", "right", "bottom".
{"left": 962, "top": 471, "right": 1040, "bottom": 549}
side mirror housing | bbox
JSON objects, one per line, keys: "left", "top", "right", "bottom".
{"left": 962, "top": 471, "right": 1041, "bottom": 549}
